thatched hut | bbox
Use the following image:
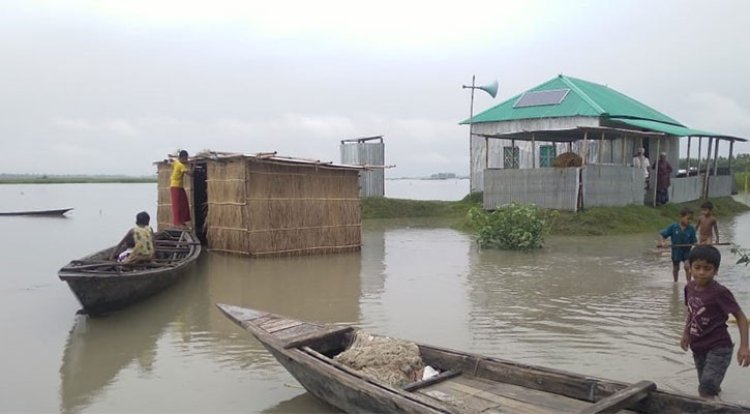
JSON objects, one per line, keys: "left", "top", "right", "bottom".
{"left": 155, "top": 152, "right": 362, "bottom": 257}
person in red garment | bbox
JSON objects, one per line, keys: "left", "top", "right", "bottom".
{"left": 170, "top": 150, "right": 192, "bottom": 229}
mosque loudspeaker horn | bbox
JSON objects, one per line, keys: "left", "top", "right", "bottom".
{"left": 477, "top": 80, "right": 498, "bottom": 98}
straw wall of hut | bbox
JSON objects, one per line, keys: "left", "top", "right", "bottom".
{"left": 155, "top": 154, "right": 362, "bottom": 257}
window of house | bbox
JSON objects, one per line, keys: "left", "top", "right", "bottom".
{"left": 539, "top": 145, "right": 556, "bottom": 167}
{"left": 503, "top": 146, "right": 520, "bottom": 169}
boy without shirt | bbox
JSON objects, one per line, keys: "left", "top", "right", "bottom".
{"left": 696, "top": 201, "right": 719, "bottom": 245}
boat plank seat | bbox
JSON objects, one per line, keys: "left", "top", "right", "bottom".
{"left": 260, "top": 318, "right": 304, "bottom": 333}
{"left": 578, "top": 380, "right": 655, "bottom": 414}
{"left": 282, "top": 326, "right": 354, "bottom": 349}
{"left": 418, "top": 375, "right": 635, "bottom": 414}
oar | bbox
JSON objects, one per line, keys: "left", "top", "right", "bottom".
{"left": 656, "top": 242, "right": 731, "bottom": 249}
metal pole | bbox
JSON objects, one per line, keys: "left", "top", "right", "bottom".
{"left": 468, "top": 75, "right": 475, "bottom": 191}
{"left": 653, "top": 137, "right": 660, "bottom": 207}
{"left": 531, "top": 133, "right": 536, "bottom": 168}
{"left": 697, "top": 137, "right": 703, "bottom": 175}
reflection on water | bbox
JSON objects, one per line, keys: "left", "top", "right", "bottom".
{"left": 2, "top": 184, "right": 750, "bottom": 411}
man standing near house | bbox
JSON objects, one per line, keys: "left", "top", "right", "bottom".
{"left": 654, "top": 152, "right": 673, "bottom": 205}
{"left": 632, "top": 147, "right": 650, "bottom": 190}
{"left": 170, "top": 150, "right": 192, "bottom": 229}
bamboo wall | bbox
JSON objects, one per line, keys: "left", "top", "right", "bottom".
{"left": 206, "top": 158, "right": 361, "bottom": 257}
{"left": 156, "top": 161, "right": 194, "bottom": 230}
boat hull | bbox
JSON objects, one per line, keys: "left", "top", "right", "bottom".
{"left": 0, "top": 208, "right": 73, "bottom": 216}
{"left": 59, "top": 229, "right": 201, "bottom": 315}
{"left": 217, "top": 304, "right": 750, "bottom": 414}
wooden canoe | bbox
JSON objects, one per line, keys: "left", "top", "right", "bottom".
{"left": 217, "top": 304, "right": 750, "bottom": 414}
{"left": 0, "top": 207, "right": 73, "bottom": 216}
{"left": 59, "top": 229, "right": 201, "bottom": 315}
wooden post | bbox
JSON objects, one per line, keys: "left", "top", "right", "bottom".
{"left": 703, "top": 137, "right": 713, "bottom": 199}
{"left": 713, "top": 138, "right": 720, "bottom": 177}
{"left": 598, "top": 131, "right": 604, "bottom": 164}
{"left": 697, "top": 137, "right": 703, "bottom": 175}
{"left": 729, "top": 139, "right": 735, "bottom": 176}
{"left": 511, "top": 138, "right": 516, "bottom": 169}
{"left": 622, "top": 135, "right": 627, "bottom": 164}
{"left": 686, "top": 136, "right": 691, "bottom": 175}
{"left": 652, "top": 137, "right": 660, "bottom": 207}
{"left": 582, "top": 131, "right": 588, "bottom": 166}
{"left": 531, "top": 133, "right": 536, "bottom": 168}
{"left": 485, "top": 136, "right": 489, "bottom": 169}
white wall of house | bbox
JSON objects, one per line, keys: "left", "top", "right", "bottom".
{"left": 469, "top": 117, "right": 681, "bottom": 193}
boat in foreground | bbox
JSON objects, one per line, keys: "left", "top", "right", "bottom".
{"left": 59, "top": 229, "right": 201, "bottom": 315}
{"left": 0, "top": 207, "right": 73, "bottom": 216}
{"left": 217, "top": 304, "right": 750, "bottom": 414}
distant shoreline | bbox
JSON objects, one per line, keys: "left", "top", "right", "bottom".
{"left": 0, "top": 176, "right": 157, "bottom": 184}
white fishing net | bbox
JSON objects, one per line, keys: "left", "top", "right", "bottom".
{"left": 334, "top": 331, "right": 424, "bottom": 387}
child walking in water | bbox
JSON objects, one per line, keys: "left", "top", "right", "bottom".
{"left": 660, "top": 207, "right": 697, "bottom": 282}
{"left": 696, "top": 201, "right": 719, "bottom": 245}
{"left": 681, "top": 245, "right": 749, "bottom": 398}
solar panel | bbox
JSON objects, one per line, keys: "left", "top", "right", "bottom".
{"left": 514, "top": 88, "right": 570, "bottom": 108}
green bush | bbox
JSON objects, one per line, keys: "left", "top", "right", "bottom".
{"left": 468, "top": 203, "right": 557, "bottom": 250}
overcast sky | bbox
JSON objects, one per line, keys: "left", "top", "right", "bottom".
{"left": 2, "top": 0, "right": 749, "bottom": 177}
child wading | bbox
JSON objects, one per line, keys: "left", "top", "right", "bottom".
{"left": 660, "top": 207, "right": 697, "bottom": 282}
{"left": 681, "top": 245, "right": 749, "bottom": 398}
{"left": 696, "top": 201, "right": 719, "bottom": 245}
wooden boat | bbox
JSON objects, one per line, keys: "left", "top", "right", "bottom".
{"left": 0, "top": 207, "right": 73, "bottom": 216}
{"left": 217, "top": 304, "right": 750, "bottom": 414}
{"left": 59, "top": 229, "right": 201, "bottom": 315}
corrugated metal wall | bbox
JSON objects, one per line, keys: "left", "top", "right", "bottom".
{"left": 340, "top": 141, "right": 384, "bottom": 197}
{"left": 668, "top": 177, "right": 703, "bottom": 204}
{"left": 708, "top": 176, "right": 734, "bottom": 198}
{"left": 483, "top": 168, "right": 579, "bottom": 211}
{"left": 582, "top": 165, "right": 644, "bottom": 207}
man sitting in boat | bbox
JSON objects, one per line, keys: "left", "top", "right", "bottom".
{"left": 112, "top": 211, "right": 155, "bottom": 263}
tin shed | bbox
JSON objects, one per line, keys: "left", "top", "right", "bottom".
{"left": 156, "top": 152, "right": 362, "bottom": 257}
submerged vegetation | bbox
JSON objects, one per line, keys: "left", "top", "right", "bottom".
{"left": 362, "top": 194, "right": 749, "bottom": 237}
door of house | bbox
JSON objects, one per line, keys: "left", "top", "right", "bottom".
{"left": 539, "top": 145, "right": 556, "bottom": 167}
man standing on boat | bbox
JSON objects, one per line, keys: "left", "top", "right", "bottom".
{"left": 170, "top": 150, "right": 192, "bottom": 229}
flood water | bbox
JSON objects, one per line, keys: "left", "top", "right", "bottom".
{"left": 1, "top": 183, "right": 749, "bottom": 413}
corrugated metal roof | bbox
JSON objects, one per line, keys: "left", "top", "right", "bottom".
{"left": 609, "top": 118, "right": 747, "bottom": 141}
{"left": 155, "top": 151, "right": 371, "bottom": 170}
{"left": 463, "top": 75, "right": 682, "bottom": 125}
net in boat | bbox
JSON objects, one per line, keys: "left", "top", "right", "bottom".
{"left": 334, "top": 331, "right": 424, "bottom": 387}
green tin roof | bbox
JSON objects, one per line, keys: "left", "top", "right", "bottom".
{"left": 463, "top": 75, "right": 683, "bottom": 126}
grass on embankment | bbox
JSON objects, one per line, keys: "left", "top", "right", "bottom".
{"left": 362, "top": 194, "right": 749, "bottom": 237}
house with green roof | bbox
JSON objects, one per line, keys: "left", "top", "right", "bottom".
{"left": 463, "top": 74, "right": 744, "bottom": 211}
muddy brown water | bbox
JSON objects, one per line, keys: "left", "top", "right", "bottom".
{"left": 1, "top": 184, "right": 749, "bottom": 412}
